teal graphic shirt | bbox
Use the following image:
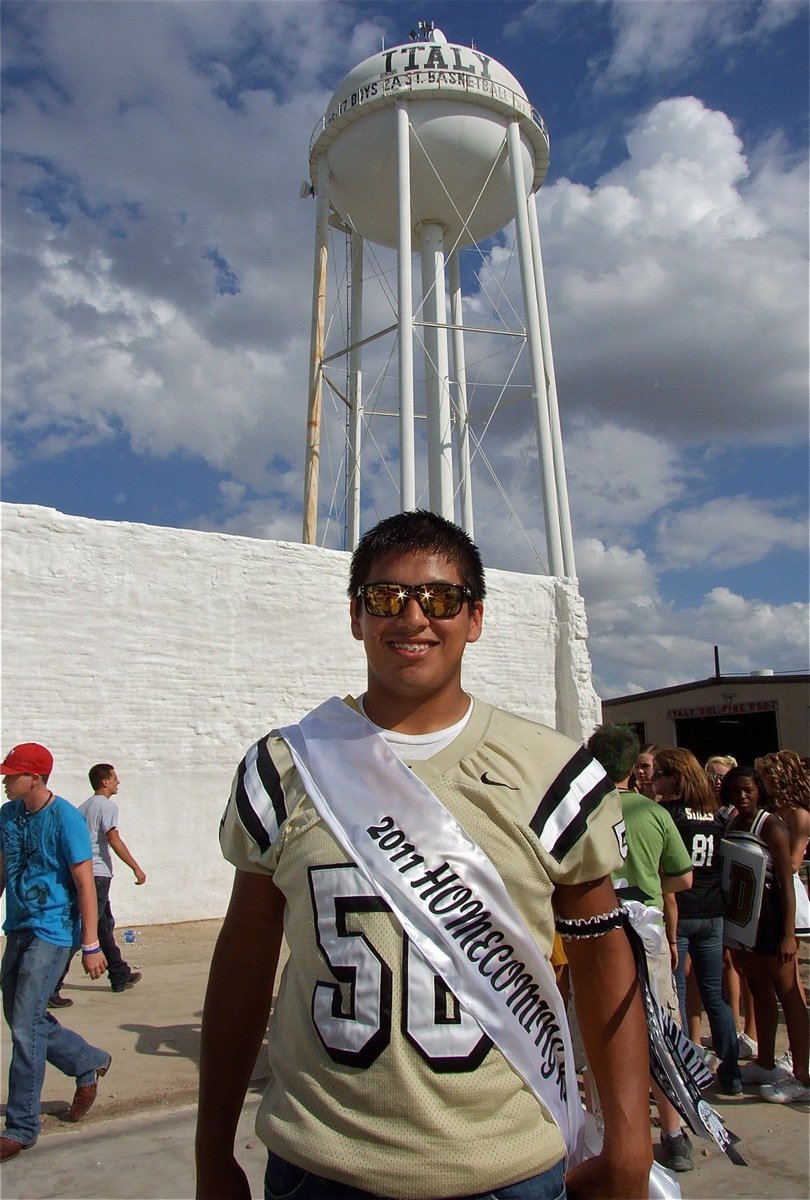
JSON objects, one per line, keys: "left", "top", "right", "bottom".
{"left": 0, "top": 795, "right": 92, "bottom": 946}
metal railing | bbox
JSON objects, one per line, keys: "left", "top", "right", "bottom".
{"left": 310, "top": 71, "right": 547, "bottom": 154}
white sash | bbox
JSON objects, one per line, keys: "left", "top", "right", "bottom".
{"left": 279, "top": 696, "right": 585, "bottom": 1163}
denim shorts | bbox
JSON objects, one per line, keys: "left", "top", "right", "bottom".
{"left": 264, "top": 1151, "right": 566, "bottom": 1200}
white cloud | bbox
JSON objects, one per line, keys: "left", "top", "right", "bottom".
{"left": 604, "top": 98, "right": 762, "bottom": 241}
{"left": 584, "top": 567, "right": 809, "bottom": 697}
{"left": 655, "top": 496, "right": 809, "bottom": 570}
{"left": 565, "top": 419, "right": 689, "bottom": 539}
{"left": 533, "top": 97, "right": 808, "bottom": 442}
{"left": 595, "top": 0, "right": 805, "bottom": 90}
{"left": 218, "top": 479, "right": 247, "bottom": 508}
{"left": 1, "top": 214, "right": 308, "bottom": 492}
{"left": 458, "top": 92, "right": 807, "bottom": 467}
{"left": 193, "top": 495, "right": 303, "bottom": 544}
{"left": 597, "top": 1, "right": 735, "bottom": 89}
{"left": 575, "top": 537, "right": 660, "bottom": 632}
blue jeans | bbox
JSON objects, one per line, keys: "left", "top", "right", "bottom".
{"left": 1, "top": 930, "right": 109, "bottom": 1144}
{"left": 95, "top": 875, "right": 132, "bottom": 990}
{"left": 264, "top": 1152, "right": 566, "bottom": 1200}
{"left": 675, "top": 915, "right": 740, "bottom": 1088}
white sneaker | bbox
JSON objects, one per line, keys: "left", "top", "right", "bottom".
{"left": 741, "top": 1061, "right": 789, "bottom": 1085}
{"left": 701, "top": 1048, "right": 720, "bottom": 1073}
{"left": 737, "top": 1033, "right": 757, "bottom": 1060}
{"left": 760, "top": 1075, "right": 810, "bottom": 1104}
{"left": 775, "top": 1050, "right": 793, "bottom": 1071}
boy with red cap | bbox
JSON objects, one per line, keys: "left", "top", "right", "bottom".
{"left": 0, "top": 742, "right": 112, "bottom": 1162}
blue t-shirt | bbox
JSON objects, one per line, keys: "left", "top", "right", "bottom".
{"left": 0, "top": 795, "right": 92, "bottom": 946}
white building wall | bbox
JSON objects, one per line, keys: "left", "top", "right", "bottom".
{"left": 1, "top": 503, "right": 600, "bottom": 926}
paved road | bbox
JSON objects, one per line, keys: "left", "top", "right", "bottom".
{"left": 3, "top": 1088, "right": 810, "bottom": 1200}
{"left": 0, "top": 1100, "right": 265, "bottom": 1200}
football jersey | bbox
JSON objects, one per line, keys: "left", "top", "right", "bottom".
{"left": 663, "top": 803, "right": 725, "bottom": 918}
{"left": 220, "top": 697, "right": 624, "bottom": 1199}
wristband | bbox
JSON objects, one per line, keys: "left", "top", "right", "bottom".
{"left": 82, "top": 943, "right": 101, "bottom": 954}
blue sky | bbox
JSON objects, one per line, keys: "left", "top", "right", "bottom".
{"left": 2, "top": 0, "right": 808, "bottom": 698}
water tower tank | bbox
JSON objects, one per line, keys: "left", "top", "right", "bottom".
{"left": 310, "top": 29, "right": 550, "bottom": 249}
{"left": 303, "top": 25, "right": 574, "bottom": 579}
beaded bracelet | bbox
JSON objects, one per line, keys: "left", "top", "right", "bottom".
{"left": 555, "top": 905, "right": 627, "bottom": 940}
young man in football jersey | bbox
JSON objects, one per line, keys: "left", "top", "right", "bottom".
{"left": 196, "top": 511, "right": 653, "bottom": 1200}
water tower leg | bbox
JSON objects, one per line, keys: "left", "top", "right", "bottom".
{"left": 347, "top": 232, "right": 363, "bottom": 551}
{"left": 506, "top": 119, "right": 564, "bottom": 576}
{"left": 303, "top": 155, "right": 330, "bottom": 544}
{"left": 420, "top": 222, "right": 455, "bottom": 521}
{"left": 396, "top": 103, "right": 416, "bottom": 512}
{"left": 448, "top": 250, "right": 474, "bottom": 537}
{"left": 527, "top": 195, "right": 576, "bottom": 577}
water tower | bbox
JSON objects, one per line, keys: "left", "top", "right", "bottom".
{"left": 302, "top": 22, "right": 575, "bottom": 577}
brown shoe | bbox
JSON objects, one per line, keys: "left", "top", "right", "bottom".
{"left": 111, "top": 971, "right": 142, "bottom": 993}
{"left": 0, "top": 1135, "right": 35, "bottom": 1161}
{"left": 47, "top": 993, "right": 74, "bottom": 1009}
{"left": 65, "top": 1055, "right": 112, "bottom": 1123}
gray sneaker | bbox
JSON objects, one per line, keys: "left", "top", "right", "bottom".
{"left": 741, "top": 1060, "right": 789, "bottom": 1085}
{"left": 760, "top": 1075, "right": 810, "bottom": 1104}
{"left": 661, "top": 1131, "right": 694, "bottom": 1172}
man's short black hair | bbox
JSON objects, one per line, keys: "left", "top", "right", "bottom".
{"left": 587, "top": 724, "right": 640, "bottom": 785}
{"left": 89, "top": 763, "right": 115, "bottom": 791}
{"left": 348, "top": 510, "right": 486, "bottom": 603}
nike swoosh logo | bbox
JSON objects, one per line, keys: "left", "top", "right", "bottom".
{"left": 480, "top": 771, "right": 519, "bottom": 790}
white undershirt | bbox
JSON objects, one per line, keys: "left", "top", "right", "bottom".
{"left": 357, "top": 695, "right": 474, "bottom": 760}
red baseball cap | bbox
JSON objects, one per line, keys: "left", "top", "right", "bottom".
{"left": 0, "top": 743, "right": 54, "bottom": 776}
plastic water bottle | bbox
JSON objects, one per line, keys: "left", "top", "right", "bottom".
{"left": 123, "top": 928, "right": 138, "bottom": 945}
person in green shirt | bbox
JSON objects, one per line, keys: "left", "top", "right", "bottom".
{"left": 588, "top": 724, "right": 693, "bottom": 1173}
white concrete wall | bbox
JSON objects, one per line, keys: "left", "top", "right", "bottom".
{"left": 1, "top": 503, "right": 600, "bottom": 926}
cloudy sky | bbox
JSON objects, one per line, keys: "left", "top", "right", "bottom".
{"left": 2, "top": 0, "right": 808, "bottom": 698}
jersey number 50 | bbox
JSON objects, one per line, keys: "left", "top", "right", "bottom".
{"left": 309, "top": 864, "right": 491, "bottom": 1072}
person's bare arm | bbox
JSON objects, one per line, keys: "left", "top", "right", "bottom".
{"left": 661, "top": 869, "right": 692, "bottom": 894}
{"left": 762, "top": 815, "right": 798, "bottom": 963}
{"left": 662, "top": 892, "right": 679, "bottom": 970}
{"left": 660, "top": 871, "right": 691, "bottom": 969}
{"left": 106, "top": 827, "right": 146, "bottom": 884}
{"left": 195, "top": 869, "right": 284, "bottom": 1200}
{"left": 782, "top": 807, "right": 810, "bottom": 874}
{"left": 69, "top": 859, "right": 108, "bottom": 978}
{"left": 556, "top": 876, "right": 653, "bottom": 1200}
